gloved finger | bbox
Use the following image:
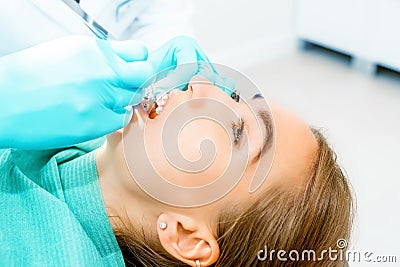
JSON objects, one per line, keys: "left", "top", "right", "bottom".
{"left": 107, "top": 85, "right": 145, "bottom": 109}
{"left": 173, "top": 38, "right": 219, "bottom": 76}
{"left": 152, "top": 63, "right": 198, "bottom": 92}
{"left": 114, "top": 88, "right": 144, "bottom": 107}
{"left": 168, "top": 36, "right": 208, "bottom": 64}
{"left": 219, "top": 76, "right": 236, "bottom": 94}
{"left": 197, "top": 62, "right": 236, "bottom": 95}
{"left": 111, "top": 40, "right": 148, "bottom": 62}
{"left": 208, "top": 75, "right": 236, "bottom": 96}
{"left": 105, "top": 108, "right": 134, "bottom": 131}
{"left": 115, "top": 61, "right": 154, "bottom": 89}
{"left": 150, "top": 45, "right": 205, "bottom": 92}
{"left": 96, "top": 39, "right": 152, "bottom": 88}
{"left": 174, "top": 45, "right": 199, "bottom": 65}
{"left": 150, "top": 44, "right": 197, "bottom": 75}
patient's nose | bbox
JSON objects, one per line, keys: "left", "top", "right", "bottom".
{"left": 189, "top": 75, "right": 217, "bottom": 99}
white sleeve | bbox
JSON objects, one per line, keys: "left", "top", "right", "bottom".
{"left": 124, "top": 0, "right": 195, "bottom": 51}
{"left": 81, "top": 0, "right": 195, "bottom": 50}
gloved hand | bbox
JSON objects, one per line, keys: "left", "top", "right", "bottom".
{"left": 0, "top": 35, "right": 153, "bottom": 149}
{"left": 148, "top": 36, "right": 235, "bottom": 94}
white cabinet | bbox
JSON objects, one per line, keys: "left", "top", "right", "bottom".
{"left": 294, "top": 0, "right": 400, "bottom": 73}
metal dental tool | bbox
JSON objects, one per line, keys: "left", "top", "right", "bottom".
{"left": 141, "top": 78, "right": 170, "bottom": 114}
{"left": 62, "top": 0, "right": 159, "bottom": 113}
{"left": 61, "top": 0, "right": 110, "bottom": 40}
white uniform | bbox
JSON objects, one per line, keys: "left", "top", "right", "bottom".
{"left": 0, "top": 0, "right": 194, "bottom": 56}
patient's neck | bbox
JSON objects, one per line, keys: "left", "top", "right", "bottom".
{"left": 95, "top": 135, "right": 159, "bottom": 233}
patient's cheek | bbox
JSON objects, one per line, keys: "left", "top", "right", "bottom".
{"left": 178, "top": 119, "right": 229, "bottom": 161}
{"left": 143, "top": 117, "right": 233, "bottom": 188}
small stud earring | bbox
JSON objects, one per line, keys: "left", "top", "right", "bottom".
{"left": 159, "top": 222, "right": 167, "bottom": 230}
{"left": 195, "top": 259, "right": 201, "bottom": 267}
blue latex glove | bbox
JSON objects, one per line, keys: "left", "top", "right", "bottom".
{"left": 148, "top": 36, "right": 235, "bottom": 94}
{"left": 0, "top": 35, "right": 153, "bottom": 149}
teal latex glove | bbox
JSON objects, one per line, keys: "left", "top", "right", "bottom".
{"left": 0, "top": 35, "right": 153, "bottom": 149}
{"left": 148, "top": 36, "right": 235, "bottom": 94}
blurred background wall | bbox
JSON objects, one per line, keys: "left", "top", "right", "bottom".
{"left": 192, "top": 0, "right": 295, "bottom": 69}
{"left": 190, "top": 1, "right": 400, "bottom": 266}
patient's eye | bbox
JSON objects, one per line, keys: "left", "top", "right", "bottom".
{"left": 230, "top": 91, "right": 240, "bottom": 102}
{"left": 232, "top": 117, "right": 244, "bottom": 146}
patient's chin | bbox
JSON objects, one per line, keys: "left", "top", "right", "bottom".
{"left": 107, "top": 110, "right": 140, "bottom": 146}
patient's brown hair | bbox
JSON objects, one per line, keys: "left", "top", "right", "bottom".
{"left": 114, "top": 128, "right": 354, "bottom": 266}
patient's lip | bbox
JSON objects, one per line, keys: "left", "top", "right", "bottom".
{"left": 144, "top": 88, "right": 192, "bottom": 120}
{"left": 148, "top": 103, "right": 158, "bottom": 119}
{"left": 133, "top": 103, "right": 148, "bottom": 126}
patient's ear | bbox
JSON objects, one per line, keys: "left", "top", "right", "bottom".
{"left": 157, "top": 213, "right": 220, "bottom": 266}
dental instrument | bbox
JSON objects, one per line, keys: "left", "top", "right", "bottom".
{"left": 141, "top": 80, "right": 173, "bottom": 118}
{"left": 62, "top": 0, "right": 158, "bottom": 113}
{"left": 58, "top": 4, "right": 234, "bottom": 117}
{"left": 61, "top": 0, "right": 110, "bottom": 40}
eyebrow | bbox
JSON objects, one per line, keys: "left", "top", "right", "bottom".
{"left": 252, "top": 111, "right": 274, "bottom": 163}
{"left": 251, "top": 94, "right": 274, "bottom": 163}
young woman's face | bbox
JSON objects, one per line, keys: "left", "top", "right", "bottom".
{"left": 122, "top": 76, "right": 317, "bottom": 211}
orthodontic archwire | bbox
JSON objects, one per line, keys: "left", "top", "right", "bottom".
{"left": 137, "top": 79, "right": 240, "bottom": 115}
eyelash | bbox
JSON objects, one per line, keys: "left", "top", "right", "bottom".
{"left": 232, "top": 117, "right": 244, "bottom": 146}
{"left": 230, "top": 90, "right": 243, "bottom": 145}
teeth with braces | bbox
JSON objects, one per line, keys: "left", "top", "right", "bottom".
{"left": 155, "top": 106, "right": 163, "bottom": 114}
{"left": 146, "top": 94, "right": 169, "bottom": 119}
{"left": 154, "top": 94, "right": 169, "bottom": 115}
